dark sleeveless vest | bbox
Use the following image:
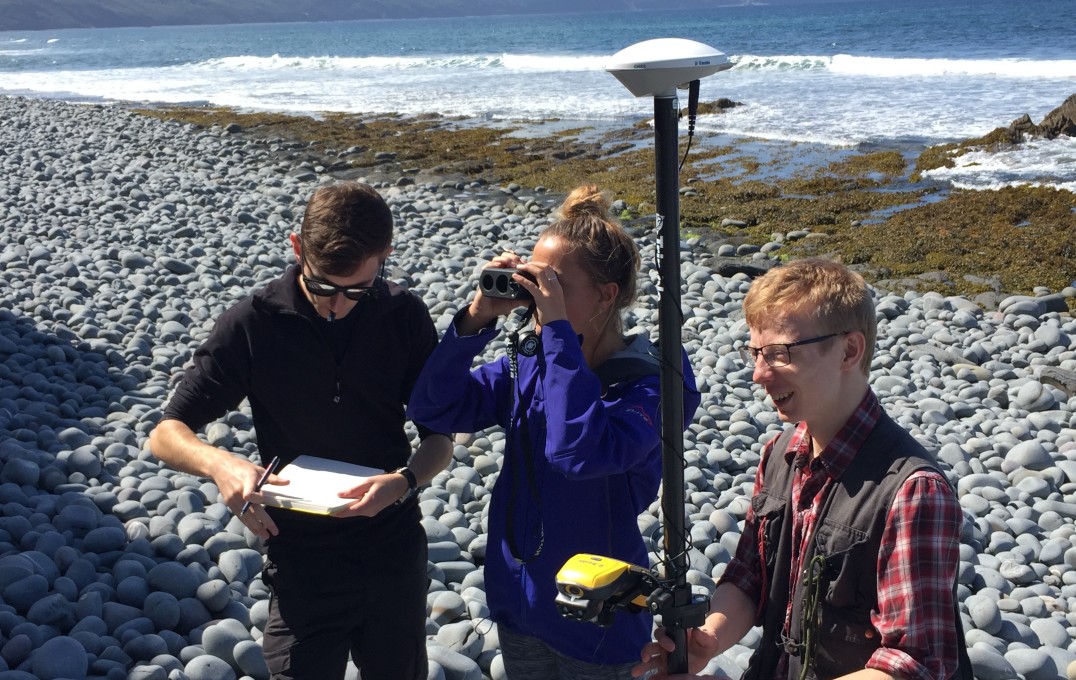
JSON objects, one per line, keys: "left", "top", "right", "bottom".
{"left": 742, "top": 413, "right": 972, "bottom": 680}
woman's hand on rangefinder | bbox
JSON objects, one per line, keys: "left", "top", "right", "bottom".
{"left": 460, "top": 253, "right": 526, "bottom": 334}
{"left": 514, "top": 261, "right": 567, "bottom": 326}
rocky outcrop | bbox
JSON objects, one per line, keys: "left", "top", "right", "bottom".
{"left": 1038, "top": 93, "right": 1076, "bottom": 138}
{"left": 1006, "top": 93, "right": 1076, "bottom": 141}
{"left": 695, "top": 98, "right": 743, "bottom": 115}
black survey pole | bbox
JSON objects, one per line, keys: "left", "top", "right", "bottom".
{"left": 654, "top": 92, "right": 691, "bottom": 674}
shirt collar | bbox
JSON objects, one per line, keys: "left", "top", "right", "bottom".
{"left": 783, "top": 388, "right": 882, "bottom": 478}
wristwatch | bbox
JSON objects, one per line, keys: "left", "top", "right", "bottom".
{"left": 392, "top": 466, "right": 418, "bottom": 505}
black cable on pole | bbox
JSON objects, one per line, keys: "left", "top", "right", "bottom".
{"left": 678, "top": 79, "right": 701, "bottom": 174}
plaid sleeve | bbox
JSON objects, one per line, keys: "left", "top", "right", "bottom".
{"left": 716, "top": 440, "right": 771, "bottom": 613}
{"left": 870, "top": 470, "right": 962, "bottom": 680}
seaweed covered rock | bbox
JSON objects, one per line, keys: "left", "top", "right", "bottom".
{"left": 1007, "top": 92, "right": 1076, "bottom": 141}
{"left": 1039, "top": 92, "right": 1076, "bottom": 139}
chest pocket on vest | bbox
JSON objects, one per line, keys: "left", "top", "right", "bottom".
{"left": 752, "top": 490, "right": 788, "bottom": 575}
{"left": 811, "top": 519, "right": 869, "bottom": 608}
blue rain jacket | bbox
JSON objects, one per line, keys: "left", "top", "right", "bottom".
{"left": 408, "top": 317, "right": 701, "bottom": 664}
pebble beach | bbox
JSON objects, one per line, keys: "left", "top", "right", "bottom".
{"left": 2, "top": 93, "right": 1076, "bottom": 680}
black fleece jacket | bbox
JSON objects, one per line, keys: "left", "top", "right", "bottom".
{"left": 163, "top": 265, "right": 438, "bottom": 544}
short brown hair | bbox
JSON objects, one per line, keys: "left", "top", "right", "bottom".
{"left": 743, "top": 257, "right": 876, "bottom": 374}
{"left": 299, "top": 182, "right": 393, "bottom": 275}
{"left": 543, "top": 184, "right": 640, "bottom": 335}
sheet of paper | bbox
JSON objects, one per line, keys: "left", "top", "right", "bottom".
{"left": 261, "top": 455, "right": 385, "bottom": 515}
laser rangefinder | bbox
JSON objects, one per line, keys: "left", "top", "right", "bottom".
{"left": 478, "top": 267, "right": 536, "bottom": 300}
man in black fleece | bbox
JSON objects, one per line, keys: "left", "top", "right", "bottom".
{"left": 150, "top": 181, "right": 451, "bottom": 680}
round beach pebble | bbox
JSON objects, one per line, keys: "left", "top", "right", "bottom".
{"left": 184, "top": 654, "right": 238, "bottom": 680}
{"left": 30, "top": 635, "right": 87, "bottom": 680}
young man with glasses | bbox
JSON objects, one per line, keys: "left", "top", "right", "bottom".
{"left": 150, "top": 181, "right": 451, "bottom": 680}
{"left": 635, "top": 258, "right": 969, "bottom": 680}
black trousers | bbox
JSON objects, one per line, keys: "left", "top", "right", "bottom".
{"left": 261, "top": 520, "right": 428, "bottom": 680}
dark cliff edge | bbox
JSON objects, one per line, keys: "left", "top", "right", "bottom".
{"left": 0, "top": 0, "right": 843, "bottom": 31}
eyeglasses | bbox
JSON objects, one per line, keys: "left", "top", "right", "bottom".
{"left": 738, "top": 332, "right": 848, "bottom": 368}
{"left": 302, "top": 262, "right": 385, "bottom": 301}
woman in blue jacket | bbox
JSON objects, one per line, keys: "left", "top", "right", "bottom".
{"left": 408, "top": 184, "right": 701, "bottom": 678}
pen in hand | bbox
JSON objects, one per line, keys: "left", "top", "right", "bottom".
{"left": 241, "top": 456, "right": 281, "bottom": 516}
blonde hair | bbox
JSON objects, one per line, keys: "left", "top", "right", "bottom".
{"left": 542, "top": 184, "right": 640, "bottom": 335}
{"left": 743, "top": 257, "right": 876, "bottom": 375}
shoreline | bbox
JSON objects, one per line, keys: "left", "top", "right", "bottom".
{"left": 122, "top": 97, "right": 1076, "bottom": 309}
{"left": 2, "top": 90, "right": 1073, "bottom": 306}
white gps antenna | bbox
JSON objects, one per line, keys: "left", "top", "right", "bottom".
{"left": 606, "top": 38, "right": 731, "bottom": 97}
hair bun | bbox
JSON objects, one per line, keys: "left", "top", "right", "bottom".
{"left": 560, "top": 184, "right": 611, "bottom": 220}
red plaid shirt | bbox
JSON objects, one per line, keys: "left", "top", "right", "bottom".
{"left": 719, "top": 390, "right": 962, "bottom": 680}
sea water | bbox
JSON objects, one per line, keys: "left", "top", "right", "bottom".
{"left": 1, "top": 0, "right": 1074, "bottom": 190}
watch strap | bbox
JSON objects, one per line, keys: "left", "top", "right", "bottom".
{"left": 393, "top": 466, "right": 417, "bottom": 490}
{"left": 392, "top": 466, "right": 418, "bottom": 505}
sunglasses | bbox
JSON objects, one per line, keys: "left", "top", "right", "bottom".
{"left": 302, "top": 262, "right": 385, "bottom": 301}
